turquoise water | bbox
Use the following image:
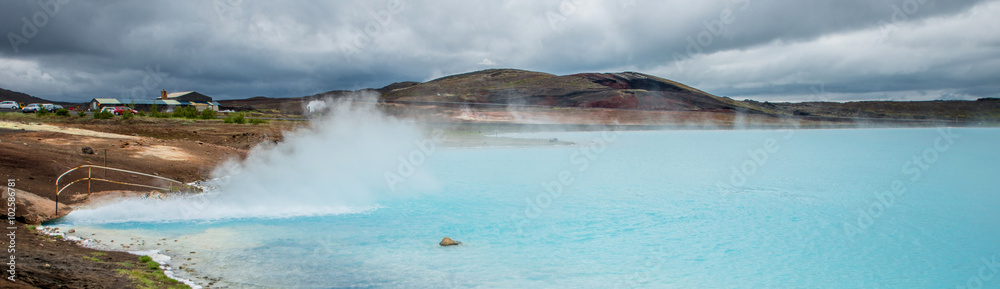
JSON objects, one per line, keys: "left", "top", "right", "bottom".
{"left": 59, "top": 128, "right": 1000, "bottom": 288}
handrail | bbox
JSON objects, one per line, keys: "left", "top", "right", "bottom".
{"left": 54, "top": 165, "right": 188, "bottom": 215}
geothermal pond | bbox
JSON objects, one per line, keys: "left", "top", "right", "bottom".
{"left": 52, "top": 128, "right": 1000, "bottom": 288}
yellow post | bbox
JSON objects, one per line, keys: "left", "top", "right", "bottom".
{"left": 88, "top": 166, "right": 92, "bottom": 195}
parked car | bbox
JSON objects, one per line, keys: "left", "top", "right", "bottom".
{"left": 42, "top": 104, "right": 64, "bottom": 111}
{"left": 0, "top": 101, "right": 19, "bottom": 110}
{"left": 110, "top": 106, "right": 138, "bottom": 115}
{"left": 21, "top": 103, "right": 42, "bottom": 113}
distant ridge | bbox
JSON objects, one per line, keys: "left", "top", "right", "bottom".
{"left": 378, "top": 69, "right": 759, "bottom": 112}
{"left": 0, "top": 88, "right": 51, "bottom": 104}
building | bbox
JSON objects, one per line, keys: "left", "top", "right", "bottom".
{"left": 89, "top": 98, "right": 122, "bottom": 111}
{"left": 161, "top": 90, "right": 213, "bottom": 103}
{"left": 88, "top": 90, "right": 219, "bottom": 112}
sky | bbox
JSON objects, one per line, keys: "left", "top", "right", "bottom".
{"left": 0, "top": 0, "right": 997, "bottom": 102}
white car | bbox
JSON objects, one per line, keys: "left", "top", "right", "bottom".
{"left": 0, "top": 101, "right": 19, "bottom": 110}
{"left": 21, "top": 103, "right": 42, "bottom": 113}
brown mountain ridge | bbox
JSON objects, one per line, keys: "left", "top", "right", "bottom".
{"left": 379, "top": 69, "right": 755, "bottom": 112}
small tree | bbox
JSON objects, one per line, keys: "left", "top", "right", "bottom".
{"left": 150, "top": 102, "right": 162, "bottom": 117}
{"left": 35, "top": 107, "right": 50, "bottom": 117}
{"left": 55, "top": 109, "right": 70, "bottom": 117}
{"left": 121, "top": 109, "right": 134, "bottom": 120}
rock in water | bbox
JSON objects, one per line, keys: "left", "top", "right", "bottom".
{"left": 439, "top": 237, "right": 461, "bottom": 246}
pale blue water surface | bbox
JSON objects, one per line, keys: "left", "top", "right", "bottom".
{"left": 55, "top": 128, "right": 1000, "bottom": 288}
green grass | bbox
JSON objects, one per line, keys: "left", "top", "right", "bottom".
{"left": 93, "top": 110, "right": 114, "bottom": 119}
{"left": 117, "top": 262, "right": 135, "bottom": 268}
{"left": 223, "top": 112, "right": 245, "bottom": 124}
{"left": 116, "top": 268, "right": 189, "bottom": 289}
{"left": 26, "top": 225, "right": 36, "bottom": 230}
{"left": 116, "top": 256, "right": 189, "bottom": 289}
{"left": 171, "top": 106, "right": 200, "bottom": 119}
{"left": 90, "top": 252, "right": 107, "bottom": 256}
{"left": 83, "top": 255, "right": 103, "bottom": 262}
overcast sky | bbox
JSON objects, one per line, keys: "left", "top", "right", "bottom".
{"left": 1, "top": 0, "right": 997, "bottom": 102}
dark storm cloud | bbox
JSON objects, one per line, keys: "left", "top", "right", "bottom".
{"left": 0, "top": 0, "right": 996, "bottom": 102}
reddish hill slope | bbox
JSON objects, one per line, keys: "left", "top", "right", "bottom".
{"left": 380, "top": 69, "right": 756, "bottom": 112}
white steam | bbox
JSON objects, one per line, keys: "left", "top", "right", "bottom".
{"left": 64, "top": 93, "right": 439, "bottom": 224}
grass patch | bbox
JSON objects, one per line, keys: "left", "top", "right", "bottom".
{"left": 89, "top": 252, "right": 107, "bottom": 257}
{"left": 116, "top": 268, "right": 188, "bottom": 289}
{"left": 83, "top": 255, "right": 103, "bottom": 262}
{"left": 26, "top": 225, "right": 36, "bottom": 231}
{"left": 116, "top": 262, "right": 135, "bottom": 268}
{"left": 116, "top": 256, "right": 189, "bottom": 289}
{"left": 248, "top": 117, "right": 269, "bottom": 125}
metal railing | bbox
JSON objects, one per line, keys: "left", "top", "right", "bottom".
{"left": 54, "top": 165, "right": 188, "bottom": 215}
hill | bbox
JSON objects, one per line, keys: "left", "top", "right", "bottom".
{"left": 0, "top": 87, "right": 51, "bottom": 104}
{"left": 379, "top": 69, "right": 758, "bottom": 112}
